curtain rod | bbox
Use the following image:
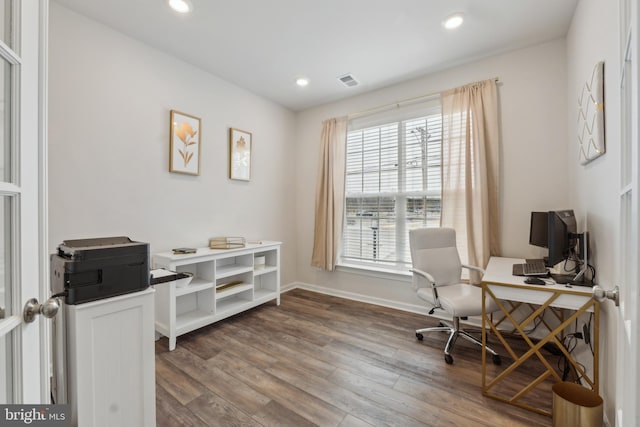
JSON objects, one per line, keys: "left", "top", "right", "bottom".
{"left": 348, "top": 77, "right": 500, "bottom": 120}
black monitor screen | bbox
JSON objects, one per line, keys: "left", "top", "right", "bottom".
{"left": 529, "top": 212, "right": 548, "bottom": 248}
{"left": 547, "top": 209, "right": 577, "bottom": 266}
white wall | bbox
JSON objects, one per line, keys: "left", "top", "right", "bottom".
{"left": 294, "top": 40, "right": 569, "bottom": 309}
{"left": 48, "top": 4, "right": 297, "bottom": 284}
{"left": 566, "top": 0, "right": 620, "bottom": 422}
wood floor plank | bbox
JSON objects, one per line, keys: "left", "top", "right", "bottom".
{"left": 392, "top": 374, "right": 548, "bottom": 427}
{"left": 155, "top": 382, "right": 210, "bottom": 427}
{"left": 283, "top": 314, "right": 399, "bottom": 358}
{"left": 251, "top": 400, "right": 318, "bottom": 427}
{"left": 338, "top": 415, "right": 375, "bottom": 427}
{"left": 170, "top": 327, "right": 224, "bottom": 360}
{"left": 265, "top": 359, "right": 435, "bottom": 427}
{"left": 327, "top": 367, "right": 484, "bottom": 427}
{"left": 161, "top": 346, "right": 272, "bottom": 416}
{"left": 252, "top": 308, "right": 335, "bottom": 347}
{"left": 156, "top": 289, "right": 551, "bottom": 426}
{"left": 186, "top": 390, "right": 261, "bottom": 427}
{"left": 237, "top": 317, "right": 402, "bottom": 388}
{"left": 155, "top": 355, "right": 207, "bottom": 405}
{"left": 197, "top": 329, "right": 280, "bottom": 370}
{"left": 209, "top": 350, "right": 346, "bottom": 426}
{"left": 222, "top": 322, "right": 338, "bottom": 379}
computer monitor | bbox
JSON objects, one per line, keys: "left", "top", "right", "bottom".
{"left": 527, "top": 209, "right": 591, "bottom": 284}
{"left": 547, "top": 209, "right": 578, "bottom": 267}
{"left": 529, "top": 211, "right": 548, "bottom": 248}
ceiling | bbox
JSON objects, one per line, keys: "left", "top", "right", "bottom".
{"left": 53, "top": 0, "right": 580, "bottom": 112}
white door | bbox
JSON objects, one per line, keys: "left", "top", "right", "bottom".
{"left": 0, "top": 0, "right": 49, "bottom": 404}
{"left": 618, "top": 0, "right": 639, "bottom": 425}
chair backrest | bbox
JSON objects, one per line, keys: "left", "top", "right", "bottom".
{"left": 409, "top": 228, "right": 462, "bottom": 287}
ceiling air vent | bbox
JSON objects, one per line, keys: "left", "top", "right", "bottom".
{"left": 338, "top": 73, "right": 359, "bottom": 88}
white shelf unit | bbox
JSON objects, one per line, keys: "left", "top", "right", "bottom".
{"left": 152, "top": 241, "right": 281, "bottom": 350}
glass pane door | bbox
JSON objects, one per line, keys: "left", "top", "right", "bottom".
{"left": 0, "top": 58, "right": 11, "bottom": 182}
{"left": 0, "top": 2, "right": 12, "bottom": 50}
{"left": 0, "top": 196, "right": 13, "bottom": 402}
{"left": 0, "top": 0, "right": 45, "bottom": 404}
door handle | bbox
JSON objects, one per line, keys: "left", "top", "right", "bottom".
{"left": 592, "top": 285, "right": 620, "bottom": 306}
{"left": 23, "top": 297, "right": 60, "bottom": 323}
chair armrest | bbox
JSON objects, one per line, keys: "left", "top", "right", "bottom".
{"left": 410, "top": 267, "right": 441, "bottom": 310}
{"left": 462, "top": 264, "right": 485, "bottom": 275}
{"left": 410, "top": 268, "right": 436, "bottom": 285}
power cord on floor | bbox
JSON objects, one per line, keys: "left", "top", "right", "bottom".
{"left": 557, "top": 332, "right": 586, "bottom": 384}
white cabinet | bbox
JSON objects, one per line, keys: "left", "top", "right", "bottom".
{"left": 60, "top": 289, "right": 156, "bottom": 427}
{"left": 152, "top": 241, "right": 281, "bottom": 350}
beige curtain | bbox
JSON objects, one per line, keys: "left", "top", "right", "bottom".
{"left": 311, "top": 117, "right": 348, "bottom": 270}
{"left": 441, "top": 79, "right": 500, "bottom": 282}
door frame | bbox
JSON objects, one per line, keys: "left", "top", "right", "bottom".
{"left": 37, "top": 0, "right": 49, "bottom": 403}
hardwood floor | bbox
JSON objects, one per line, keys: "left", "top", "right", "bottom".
{"left": 155, "top": 289, "right": 552, "bottom": 426}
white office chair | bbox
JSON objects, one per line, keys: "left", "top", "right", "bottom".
{"left": 409, "top": 227, "right": 501, "bottom": 365}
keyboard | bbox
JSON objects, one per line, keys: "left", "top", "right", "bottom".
{"left": 512, "top": 259, "right": 548, "bottom": 276}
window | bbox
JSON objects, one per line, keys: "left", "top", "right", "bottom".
{"left": 342, "top": 101, "right": 442, "bottom": 271}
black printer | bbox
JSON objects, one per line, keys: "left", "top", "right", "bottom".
{"left": 51, "top": 236, "right": 150, "bottom": 304}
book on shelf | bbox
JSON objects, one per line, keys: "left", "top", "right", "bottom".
{"left": 209, "top": 236, "right": 245, "bottom": 249}
{"left": 172, "top": 247, "right": 197, "bottom": 254}
{"left": 216, "top": 280, "right": 243, "bottom": 291}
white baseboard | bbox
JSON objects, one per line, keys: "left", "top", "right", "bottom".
{"left": 283, "top": 281, "right": 431, "bottom": 315}
{"left": 280, "top": 281, "right": 516, "bottom": 331}
{"left": 281, "top": 281, "right": 489, "bottom": 329}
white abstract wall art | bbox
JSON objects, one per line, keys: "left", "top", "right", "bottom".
{"left": 577, "top": 61, "right": 605, "bottom": 165}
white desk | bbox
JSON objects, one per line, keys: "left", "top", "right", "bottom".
{"left": 481, "top": 256, "right": 599, "bottom": 416}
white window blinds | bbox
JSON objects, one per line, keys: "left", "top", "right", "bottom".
{"left": 342, "top": 99, "right": 442, "bottom": 270}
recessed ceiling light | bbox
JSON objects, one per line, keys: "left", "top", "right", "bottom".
{"left": 444, "top": 13, "right": 464, "bottom": 30}
{"left": 169, "top": 0, "right": 192, "bottom": 14}
{"left": 296, "top": 77, "right": 309, "bottom": 87}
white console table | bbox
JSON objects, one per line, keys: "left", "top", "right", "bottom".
{"left": 152, "top": 241, "right": 281, "bottom": 350}
{"left": 481, "top": 256, "right": 599, "bottom": 416}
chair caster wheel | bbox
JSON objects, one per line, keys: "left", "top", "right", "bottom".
{"left": 444, "top": 354, "right": 454, "bottom": 364}
{"left": 416, "top": 333, "right": 424, "bottom": 341}
{"left": 492, "top": 354, "right": 501, "bottom": 365}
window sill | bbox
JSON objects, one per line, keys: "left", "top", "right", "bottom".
{"left": 335, "top": 262, "right": 412, "bottom": 283}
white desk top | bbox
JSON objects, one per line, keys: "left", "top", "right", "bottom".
{"left": 482, "top": 257, "right": 594, "bottom": 311}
